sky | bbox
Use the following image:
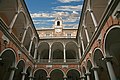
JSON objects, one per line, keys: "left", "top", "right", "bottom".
{"left": 25, "top": 0, "right": 84, "bottom": 29}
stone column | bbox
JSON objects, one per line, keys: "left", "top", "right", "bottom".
{"left": 64, "top": 46, "right": 66, "bottom": 62}
{"left": 8, "top": 66, "right": 17, "bottom": 80}
{"left": 37, "top": 54, "right": 40, "bottom": 62}
{"left": 80, "top": 75, "right": 85, "bottom": 80}
{"left": 104, "top": 56, "right": 116, "bottom": 80}
{"left": 47, "top": 76, "right": 50, "bottom": 80}
{"left": 92, "top": 67, "right": 99, "bottom": 80}
{"left": 85, "top": 72, "right": 91, "bottom": 80}
{"left": 78, "top": 46, "right": 81, "bottom": 59}
{"left": 29, "top": 70, "right": 34, "bottom": 80}
{"left": 84, "top": 26, "right": 90, "bottom": 44}
{"left": 21, "top": 28, "right": 28, "bottom": 47}
{"left": 28, "top": 38, "right": 33, "bottom": 55}
{"left": 89, "top": 10, "right": 98, "bottom": 30}
{"left": 33, "top": 46, "right": 38, "bottom": 59}
{"left": 81, "top": 36, "right": 85, "bottom": 53}
{"left": 29, "top": 76, "right": 34, "bottom": 80}
{"left": 48, "top": 46, "right": 51, "bottom": 62}
{"left": 21, "top": 72, "right": 27, "bottom": 80}
{"left": 63, "top": 76, "right": 67, "bottom": 80}
{"left": 9, "top": 12, "right": 18, "bottom": 33}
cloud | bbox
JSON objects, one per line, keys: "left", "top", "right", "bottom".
{"left": 53, "top": 5, "right": 83, "bottom": 11}
{"left": 58, "top": 0, "right": 82, "bottom": 3}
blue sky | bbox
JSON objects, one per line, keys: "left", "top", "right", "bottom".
{"left": 25, "top": 0, "right": 84, "bottom": 29}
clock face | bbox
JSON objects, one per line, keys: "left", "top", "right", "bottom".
{"left": 55, "top": 29, "right": 62, "bottom": 33}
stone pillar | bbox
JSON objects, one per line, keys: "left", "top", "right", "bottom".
{"left": 21, "top": 72, "right": 27, "bottom": 80}
{"left": 84, "top": 26, "right": 90, "bottom": 44}
{"left": 78, "top": 46, "right": 81, "bottom": 59}
{"left": 64, "top": 46, "right": 66, "bottom": 62}
{"left": 28, "top": 38, "right": 33, "bottom": 55}
{"left": 89, "top": 10, "right": 98, "bottom": 30}
{"left": 29, "top": 76, "right": 34, "bottom": 80}
{"left": 29, "top": 70, "right": 34, "bottom": 80}
{"left": 47, "top": 76, "right": 50, "bottom": 80}
{"left": 85, "top": 72, "right": 91, "bottom": 80}
{"left": 92, "top": 67, "right": 99, "bottom": 80}
{"left": 33, "top": 46, "right": 38, "bottom": 59}
{"left": 48, "top": 46, "right": 51, "bottom": 62}
{"left": 9, "top": 12, "right": 18, "bottom": 33}
{"left": 21, "top": 28, "right": 28, "bottom": 46}
{"left": 37, "top": 54, "right": 40, "bottom": 62}
{"left": 104, "top": 56, "right": 116, "bottom": 80}
{"left": 80, "top": 75, "right": 85, "bottom": 80}
{"left": 63, "top": 76, "right": 67, "bottom": 80}
{"left": 8, "top": 66, "right": 17, "bottom": 80}
{"left": 81, "top": 36, "right": 85, "bottom": 53}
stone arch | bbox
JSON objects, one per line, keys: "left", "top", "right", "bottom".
{"left": 0, "top": 0, "right": 18, "bottom": 26}
{"left": 51, "top": 42, "right": 64, "bottom": 61}
{"left": 12, "top": 11, "right": 27, "bottom": 42}
{"left": 65, "top": 41, "right": 79, "bottom": 61}
{"left": 30, "top": 37, "right": 36, "bottom": 57}
{"left": 34, "top": 69, "right": 48, "bottom": 80}
{"left": 93, "top": 48, "right": 110, "bottom": 80}
{"left": 104, "top": 25, "right": 120, "bottom": 79}
{"left": 13, "top": 59, "right": 25, "bottom": 80}
{"left": 90, "top": 0, "right": 109, "bottom": 23}
{"left": 49, "top": 69, "right": 65, "bottom": 80}
{"left": 0, "top": 48, "right": 16, "bottom": 80}
{"left": 23, "top": 27, "right": 33, "bottom": 50}
{"left": 66, "top": 69, "right": 80, "bottom": 80}
{"left": 85, "top": 10, "right": 95, "bottom": 39}
{"left": 38, "top": 42, "right": 49, "bottom": 62}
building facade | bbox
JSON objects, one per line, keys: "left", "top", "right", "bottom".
{"left": 0, "top": 0, "right": 120, "bottom": 80}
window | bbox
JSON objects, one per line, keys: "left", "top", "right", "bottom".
{"left": 57, "top": 21, "right": 60, "bottom": 26}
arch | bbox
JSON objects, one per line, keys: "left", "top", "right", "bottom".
{"left": 23, "top": 27, "right": 33, "bottom": 50}
{"left": 38, "top": 42, "right": 49, "bottom": 60}
{"left": 93, "top": 48, "right": 110, "bottom": 80}
{"left": 12, "top": 11, "right": 27, "bottom": 42}
{"left": 57, "top": 21, "right": 60, "bottom": 26}
{"left": 104, "top": 25, "right": 120, "bottom": 79}
{"left": 66, "top": 69, "right": 80, "bottom": 80}
{"left": 50, "top": 69, "right": 64, "bottom": 80}
{"left": 85, "top": 11, "right": 95, "bottom": 39}
{"left": 51, "top": 42, "right": 64, "bottom": 61}
{"left": 0, "top": 0, "right": 18, "bottom": 26}
{"left": 30, "top": 37, "right": 36, "bottom": 57}
{"left": 90, "top": 0, "right": 109, "bottom": 23}
{"left": 65, "top": 41, "right": 79, "bottom": 61}
{"left": 13, "top": 60, "right": 25, "bottom": 80}
{"left": 34, "top": 69, "right": 47, "bottom": 80}
{"left": 0, "top": 48, "right": 16, "bottom": 80}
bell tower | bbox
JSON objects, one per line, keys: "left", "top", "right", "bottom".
{"left": 54, "top": 17, "right": 63, "bottom": 33}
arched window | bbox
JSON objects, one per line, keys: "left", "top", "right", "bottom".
{"left": 57, "top": 21, "right": 60, "bottom": 26}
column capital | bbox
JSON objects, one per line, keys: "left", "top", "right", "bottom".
{"left": 47, "top": 76, "right": 50, "bottom": 79}
{"left": 10, "top": 66, "right": 18, "bottom": 70}
{"left": 91, "top": 66, "right": 99, "bottom": 70}
{"left": 80, "top": 75, "right": 85, "bottom": 79}
{"left": 29, "top": 76, "right": 34, "bottom": 79}
{"left": 85, "top": 72, "right": 91, "bottom": 75}
{"left": 103, "top": 56, "right": 113, "bottom": 62}
{"left": 21, "top": 72, "right": 27, "bottom": 75}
